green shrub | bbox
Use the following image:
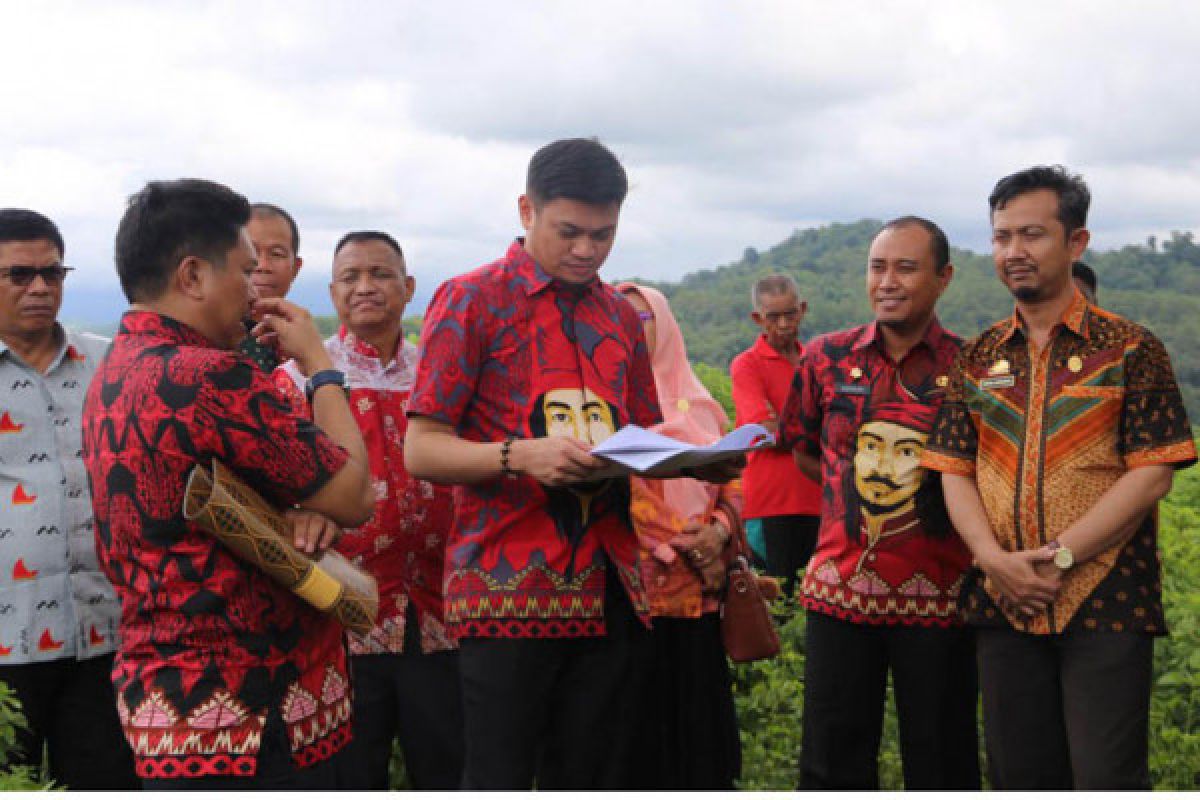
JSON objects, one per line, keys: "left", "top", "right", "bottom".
{"left": 0, "top": 682, "right": 55, "bottom": 790}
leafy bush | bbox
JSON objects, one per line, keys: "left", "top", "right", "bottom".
{"left": 0, "top": 682, "right": 55, "bottom": 790}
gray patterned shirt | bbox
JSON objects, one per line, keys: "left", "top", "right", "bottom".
{"left": 0, "top": 327, "right": 118, "bottom": 663}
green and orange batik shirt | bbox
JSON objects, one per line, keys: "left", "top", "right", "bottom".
{"left": 922, "top": 289, "right": 1197, "bottom": 636}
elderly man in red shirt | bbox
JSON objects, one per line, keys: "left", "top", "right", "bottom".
{"left": 731, "top": 274, "right": 822, "bottom": 594}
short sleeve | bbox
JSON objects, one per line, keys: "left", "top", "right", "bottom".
{"left": 1121, "top": 332, "right": 1197, "bottom": 469}
{"left": 272, "top": 362, "right": 309, "bottom": 417}
{"left": 406, "top": 279, "right": 483, "bottom": 428}
{"left": 195, "top": 357, "right": 349, "bottom": 509}
{"left": 777, "top": 351, "right": 820, "bottom": 455}
{"left": 730, "top": 352, "right": 773, "bottom": 427}
{"left": 921, "top": 349, "right": 978, "bottom": 476}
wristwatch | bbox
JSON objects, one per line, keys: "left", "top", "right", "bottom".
{"left": 1046, "top": 539, "right": 1075, "bottom": 570}
{"left": 305, "top": 369, "right": 349, "bottom": 401}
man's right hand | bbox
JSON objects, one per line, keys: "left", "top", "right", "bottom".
{"left": 979, "top": 548, "right": 1062, "bottom": 617}
{"left": 509, "top": 436, "right": 605, "bottom": 487}
{"left": 250, "top": 297, "right": 334, "bottom": 376}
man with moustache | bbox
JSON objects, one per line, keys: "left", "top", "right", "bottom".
{"left": 241, "top": 203, "right": 304, "bottom": 371}
{"left": 82, "top": 179, "right": 374, "bottom": 789}
{"left": 404, "top": 138, "right": 738, "bottom": 789}
{"left": 778, "top": 216, "right": 979, "bottom": 789}
{"left": 275, "top": 231, "right": 462, "bottom": 789}
{"left": 922, "top": 166, "right": 1196, "bottom": 789}
{"left": 730, "top": 274, "right": 823, "bottom": 595}
{"left": 0, "top": 209, "right": 137, "bottom": 788}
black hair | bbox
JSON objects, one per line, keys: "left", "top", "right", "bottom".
{"left": 881, "top": 215, "right": 951, "bottom": 273}
{"left": 988, "top": 165, "right": 1091, "bottom": 236}
{"left": 250, "top": 202, "right": 300, "bottom": 253}
{"left": 526, "top": 138, "right": 628, "bottom": 208}
{"left": 0, "top": 209, "right": 64, "bottom": 256}
{"left": 333, "top": 230, "right": 404, "bottom": 260}
{"left": 1071, "top": 260, "right": 1098, "bottom": 292}
{"left": 114, "top": 179, "right": 251, "bottom": 303}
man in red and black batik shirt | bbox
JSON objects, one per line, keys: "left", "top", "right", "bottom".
{"left": 82, "top": 180, "right": 374, "bottom": 790}
{"left": 405, "top": 139, "right": 738, "bottom": 790}
{"left": 778, "top": 217, "right": 979, "bottom": 790}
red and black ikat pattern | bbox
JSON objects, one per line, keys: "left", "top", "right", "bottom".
{"left": 82, "top": 311, "right": 352, "bottom": 779}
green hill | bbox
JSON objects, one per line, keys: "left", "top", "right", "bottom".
{"left": 629, "top": 220, "right": 1200, "bottom": 420}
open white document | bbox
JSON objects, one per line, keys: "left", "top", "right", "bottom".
{"left": 591, "top": 423, "right": 774, "bottom": 477}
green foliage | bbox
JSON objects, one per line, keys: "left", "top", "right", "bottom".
{"left": 0, "top": 683, "right": 56, "bottom": 790}
{"left": 622, "top": 220, "right": 1200, "bottom": 422}
{"left": 1150, "top": 461, "right": 1200, "bottom": 789}
{"left": 693, "top": 362, "right": 735, "bottom": 419}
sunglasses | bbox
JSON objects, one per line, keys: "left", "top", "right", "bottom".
{"left": 0, "top": 266, "right": 74, "bottom": 287}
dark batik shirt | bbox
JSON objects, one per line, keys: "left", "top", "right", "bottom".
{"left": 922, "top": 290, "right": 1197, "bottom": 635}
{"left": 82, "top": 311, "right": 352, "bottom": 779}
{"left": 407, "top": 239, "right": 662, "bottom": 639}
{"left": 778, "top": 318, "right": 972, "bottom": 626}
{"left": 239, "top": 334, "right": 280, "bottom": 372}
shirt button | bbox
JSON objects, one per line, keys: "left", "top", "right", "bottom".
{"left": 869, "top": 554, "right": 877, "bottom": 562}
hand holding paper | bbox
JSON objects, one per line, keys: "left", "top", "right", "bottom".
{"left": 590, "top": 423, "right": 774, "bottom": 477}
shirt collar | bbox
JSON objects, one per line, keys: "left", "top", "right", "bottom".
{"left": 337, "top": 324, "right": 409, "bottom": 370}
{"left": 852, "top": 316, "right": 946, "bottom": 355}
{"left": 508, "top": 238, "right": 601, "bottom": 299}
{"left": 998, "top": 287, "right": 1090, "bottom": 346}
{"left": 0, "top": 324, "right": 74, "bottom": 370}
{"left": 118, "top": 310, "right": 215, "bottom": 348}
{"left": 751, "top": 332, "right": 802, "bottom": 360}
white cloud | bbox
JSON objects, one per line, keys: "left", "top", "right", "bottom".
{"left": 1, "top": 0, "right": 1198, "bottom": 320}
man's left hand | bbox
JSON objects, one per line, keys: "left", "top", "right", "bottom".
{"left": 284, "top": 508, "right": 344, "bottom": 556}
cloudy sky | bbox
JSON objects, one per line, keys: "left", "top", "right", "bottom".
{"left": 3, "top": 0, "right": 1198, "bottom": 323}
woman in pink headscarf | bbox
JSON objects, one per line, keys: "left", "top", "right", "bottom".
{"left": 617, "top": 283, "right": 742, "bottom": 789}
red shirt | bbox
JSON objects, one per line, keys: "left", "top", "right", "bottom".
{"left": 730, "top": 334, "right": 822, "bottom": 518}
{"left": 82, "top": 312, "right": 352, "bottom": 779}
{"left": 407, "top": 240, "right": 662, "bottom": 639}
{"left": 276, "top": 328, "right": 456, "bottom": 655}
{"left": 778, "top": 318, "right": 971, "bottom": 626}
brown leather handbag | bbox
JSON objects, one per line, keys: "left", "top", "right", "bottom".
{"left": 719, "top": 505, "right": 781, "bottom": 662}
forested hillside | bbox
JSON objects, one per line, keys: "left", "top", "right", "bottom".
{"left": 635, "top": 220, "right": 1200, "bottom": 419}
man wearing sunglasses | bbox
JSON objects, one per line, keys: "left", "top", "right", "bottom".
{"left": 0, "top": 209, "right": 138, "bottom": 788}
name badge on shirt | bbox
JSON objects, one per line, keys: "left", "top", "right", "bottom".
{"left": 835, "top": 383, "right": 870, "bottom": 396}
{"left": 980, "top": 375, "right": 1016, "bottom": 390}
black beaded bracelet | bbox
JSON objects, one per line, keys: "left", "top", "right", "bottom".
{"left": 500, "top": 436, "right": 517, "bottom": 478}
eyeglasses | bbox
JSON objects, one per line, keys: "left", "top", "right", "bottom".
{"left": 636, "top": 310, "right": 655, "bottom": 323}
{"left": 0, "top": 266, "right": 74, "bottom": 287}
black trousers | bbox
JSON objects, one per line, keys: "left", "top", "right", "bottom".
{"left": 340, "top": 605, "right": 465, "bottom": 789}
{"left": 762, "top": 514, "right": 819, "bottom": 597}
{"left": 800, "top": 611, "right": 981, "bottom": 790}
{"left": 0, "top": 654, "right": 138, "bottom": 790}
{"left": 976, "top": 627, "right": 1153, "bottom": 790}
{"left": 457, "top": 575, "right": 651, "bottom": 790}
{"left": 629, "top": 613, "right": 741, "bottom": 789}
{"left": 143, "top": 708, "right": 346, "bottom": 791}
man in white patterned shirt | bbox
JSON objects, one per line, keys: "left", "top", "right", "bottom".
{"left": 0, "top": 208, "right": 137, "bottom": 788}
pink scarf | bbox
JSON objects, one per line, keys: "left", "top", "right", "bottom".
{"left": 617, "top": 283, "right": 728, "bottom": 521}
